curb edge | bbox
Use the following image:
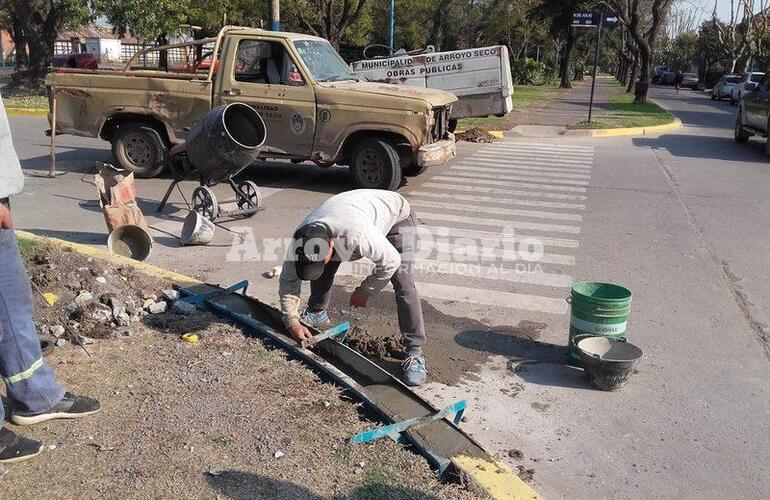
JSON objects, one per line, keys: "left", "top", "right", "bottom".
{"left": 6, "top": 108, "right": 48, "bottom": 116}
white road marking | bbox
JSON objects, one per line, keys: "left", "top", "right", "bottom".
{"left": 410, "top": 199, "right": 582, "bottom": 222}
{"left": 471, "top": 152, "right": 594, "bottom": 167}
{"left": 418, "top": 211, "right": 581, "bottom": 234}
{"left": 421, "top": 181, "right": 587, "bottom": 201}
{"left": 420, "top": 225, "right": 580, "bottom": 248}
{"left": 421, "top": 242, "right": 576, "bottom": 265}
{"left": 452, "top": 165, "right": 591, "bottom": 180}
{"left": 414, "top": 282, "right": 568, "bottom": 314}
{"left": 432, "top": 174, "right": 587, "bottom": 193}
{"left": 487, "top": 143, "right": 595, "bottom": 154}
{"left": 453, "top": 171, "right": 589, "bottom": 186}
{"left": 460, "top": 160, "right": 591, "bottom": 174}
{"left": 406, "top": 190, "right": 586, "bottom": 210}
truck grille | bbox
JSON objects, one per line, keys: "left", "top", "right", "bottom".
{"left": 431, "top": 106, "right": 450, "bottom": 143}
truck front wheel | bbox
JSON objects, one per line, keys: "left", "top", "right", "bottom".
{"left": 349, "top": 138, "right": 402, "bottom": 191}
{"left": 734, "top": 113, "right": 750, "bottom": 143}
{"left": 111, "top": 123, "right": 165, "bottom": 178}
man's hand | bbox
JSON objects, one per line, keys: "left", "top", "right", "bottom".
{"left": 350, "top": 289, "right": 369, "bottom": 308}
{"left": 287, "top": 324, "right": 313, "bottom": 344}
{"left": 0, "top": 203, "right": 12, "bottom": 229}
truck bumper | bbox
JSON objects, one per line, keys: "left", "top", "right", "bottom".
{"left": 417, "top": 134, "right": 456, "bottom": 167}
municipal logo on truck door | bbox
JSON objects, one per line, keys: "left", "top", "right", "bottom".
{"left": 290, "top": 111, "right": 306, "bottom": 135}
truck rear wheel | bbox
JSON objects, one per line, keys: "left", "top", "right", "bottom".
{"left": 111, "top": 123, "right": 165, "bottom": 178}
{"left": 349, "top": 138, "right": 402, "bottom": 191}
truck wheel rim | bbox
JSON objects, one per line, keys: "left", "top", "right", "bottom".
{"left": 359, "top": 148, "right": 384, "bottom": 185}
{"left": 124, "top": 133, "right": 153, "bottom": 168}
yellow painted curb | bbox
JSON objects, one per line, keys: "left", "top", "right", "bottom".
{"left": 565, "top": 117, "right": 682, "bottom": 137}
{"left": 6, "top": 108, "right": 48, "bottom": 116}
{"left": 15, "top": 230, "right": 202, "bottom": 287}
{"left": 453, "top": 455, "right": 543, "bottom": 499}
{"left": 455, "top": 129, "right": 505, "bottom": 139}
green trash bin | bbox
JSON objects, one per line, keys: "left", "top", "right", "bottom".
{"left": 568, "top": 282, "right": 632, "bottom": 363}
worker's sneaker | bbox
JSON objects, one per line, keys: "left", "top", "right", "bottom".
{"left": 11, "top": 392, "right": 101, "bottom": 426}
{"left": 0, "top": 428, "right": 43, "bottom": 464}
{"left": 300, "top": 308, "right": 330, "bottom": 327}
{"left": 402, "top": 355, "right": 427, "bottom": 386}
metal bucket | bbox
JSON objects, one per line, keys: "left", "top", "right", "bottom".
{"left": 108, "top": 224, "right": 153, "bottom": 261}
{"left": 185, "top": 102, "right": 267, "bottom": 181}
{"left": 180, "top": 210, "right": 215, "bottom": 246}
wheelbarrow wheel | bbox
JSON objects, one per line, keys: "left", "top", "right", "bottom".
{"left": 192, "top": 186, "right": 219, "bottom": 221}
{"left": 236, "top": 180, "right": 262, "bottom": 217}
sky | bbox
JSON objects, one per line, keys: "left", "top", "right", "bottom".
{"left": 685, "top": 0, "right": 765, "bottom": 23}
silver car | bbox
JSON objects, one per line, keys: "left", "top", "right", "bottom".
{"left": 712, "top": 74, "right": 741, "bottom": 100}
{"left": 730, "top": 72, "right": 764, "bottom": 105}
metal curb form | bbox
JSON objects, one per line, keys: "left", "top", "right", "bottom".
{"left": 6, "top": 108, "right": 48, "bottom": 116}
{"left": 15, "top": 230, "right": 543, "bottom": 500}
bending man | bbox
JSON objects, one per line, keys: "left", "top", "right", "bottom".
{"left": 278, "top": 189, "right": 427, "bottom": 385}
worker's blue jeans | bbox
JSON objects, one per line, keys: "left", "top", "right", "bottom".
{"left": 0, "top": 226, "right": 64, "bottom": 422}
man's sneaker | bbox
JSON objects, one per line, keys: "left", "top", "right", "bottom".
{"left": 402, "top": 355, "right": 427, "bottom": 386}
{"left": 0, "top": 428, "right": 43, "bottom": 464}
{"left": 300, "top": 308, "right": 330, "bottom": 328}
{"left": 11, "top": 392, "right": 101, "bottom": 426}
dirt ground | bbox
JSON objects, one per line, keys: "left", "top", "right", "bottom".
{"left": 3, "top": 240, "right": 485, "bottom": 499}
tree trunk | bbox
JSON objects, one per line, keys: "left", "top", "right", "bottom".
{"left": 8, "top": 1, "right": 60, "bottom": 88}
{"left": 428, "top": 0, "right": 454, "bottom": 51}
{"left": 626, "top": 56, "right": 638, "bottom": 93}
{"left": 11, "top": 14, "right": 27, "bottom": 70}
{"left": 559, "top": 29, "right": 575, "bottom": 89}
{"left": 157, "top": 34, "right": 168, "bottom": 70}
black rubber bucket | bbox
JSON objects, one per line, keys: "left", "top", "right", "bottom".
{"left": 576, "top": 336, "right": 643, "bottom": 391}
{"left": 185, "top": 103, "right": 267, "bottom": 181}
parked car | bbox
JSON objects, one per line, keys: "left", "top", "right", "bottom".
{"left": 730, "top": 72, "right": 764, "bottom": 105}
{"left": 712, "top": 74, "right": 741, "bottom": 100}
{"left": 652, "top": 66, "right": 670, "bottom": 84}
{"left": 659, "top": 71, "right": 675, "bottom": 85}
{"left": 734, "top": 77, "right": 770, "bottom": 153}
{"left": 681, "top": 73, "right": 699, "bottom": 89}
{"left": 46, "top": 26, "right": 457, "bottom": 189}
{"left": 52, "top": 53, "right": 98, "bottom": 70}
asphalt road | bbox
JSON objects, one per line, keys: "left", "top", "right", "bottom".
{"left": 6, "top": 86, "right": 770, "bottom": 499}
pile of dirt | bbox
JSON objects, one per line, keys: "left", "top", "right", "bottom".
{"left": 2, "top": 310, "right": 482, "bottom": 499}
{"left": 21, "top": 240, "right": 192, "bottom": 348}
{"left": 346, "top": 325, "right": 406, "bottom": 359}
{"left": 455, "top": 127, "right": 499, "bottom": 143}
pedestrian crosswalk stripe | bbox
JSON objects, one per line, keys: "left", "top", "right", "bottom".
{"left": 337, "top": 259, "right": 573, "bottom": 287}
{"left": 453, "top": 171, "right": 589, "bottom": 186}
{"left": 461, "top": 160, "right": 591, "bottom": 174}
{"left": 488, "top": 143, "right": 594, "bottom": 154}
{"left": 410, "top": 199, "right": 582, "bottom": 222}
{"left": 415, "top": 282, "right": 568, "bottom": 314}
{"left": 452, "top": 165, "right": 591, "bottom": 180}
{"left": 421, "top": 181, "right": 587, "bottom": 201}
{"left": 433, "top": 175, "right": 587, "bottom": 193}
{"left": 406, "top": 190, "right": 586, "bottom": 210}
{"left": 420, "top": 242, "right": 576, "bottom": 265}
{"left": 471, "top": 152, "right": 594, "bottom": 166}
{"left": 420, "top": 225, "right": 580, "bottom": 248}
{"left": 418, "top": 211, "right": 581, "bottom": 234}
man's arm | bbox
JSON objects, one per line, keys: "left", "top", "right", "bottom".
{"left": 277, "top": 258, "right": 313, "bottom": 343}
{"left": 355, "top": 229, "right": 401, "bottom": 297}
{"left": 0, "top": 202, "right": 12, "bottom": 229}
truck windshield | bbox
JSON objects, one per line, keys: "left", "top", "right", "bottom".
{"left": 294, "top": 40, "right": 360, "bottom": 82}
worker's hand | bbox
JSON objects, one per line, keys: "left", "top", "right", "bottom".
{"left": 350, "top": 289, "right": 369, "bottom": 308}
{"left": 288, "top": 324, "right": 313, "bottom": 344}
{"left": 0, "top": 203, "right": 13, "bottom": 229}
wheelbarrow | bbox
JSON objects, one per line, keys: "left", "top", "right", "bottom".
{"left": 154, "top": 102, "right": 268, "bottom": 221}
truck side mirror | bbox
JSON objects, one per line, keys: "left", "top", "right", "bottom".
{"left": 745, "top": 82, "right": 758, "bottom": 91}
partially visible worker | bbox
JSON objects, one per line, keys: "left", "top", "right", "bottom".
{"left": 278, "top": 189, "right": 428, "bottom": 386}
{"left": 0, "top": 95, "right": 101, "bottom": 463}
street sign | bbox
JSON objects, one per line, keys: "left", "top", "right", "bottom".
{"left": 602, "top": 14, "right": 620, "bottom": 29}
{"left": 572, "top": 11, "right": 601, "bottom": 27}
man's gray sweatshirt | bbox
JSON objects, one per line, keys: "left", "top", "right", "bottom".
{"left": 278, "top": 189, "right": 411, "bottom": 328}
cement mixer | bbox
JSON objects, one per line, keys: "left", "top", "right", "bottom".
{"left": 155, "top": 102, "right": 268, "bottom": 221}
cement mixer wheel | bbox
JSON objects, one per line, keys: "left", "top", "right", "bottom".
{"left": 236, "top": 180, "right": 262, "bottom": 217}
{"left": 192, "top": 186, "right": 219, "bottom": 221}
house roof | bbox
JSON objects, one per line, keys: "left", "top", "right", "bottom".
{"left": 57, "top": 26, "right": 139, "bottom": 44}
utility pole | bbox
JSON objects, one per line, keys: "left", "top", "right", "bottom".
{"left": 271, "top": 0, "right": 280, "bottom": 31}
{"left": 388, "top": 0, "right": 395, "bottom": 54}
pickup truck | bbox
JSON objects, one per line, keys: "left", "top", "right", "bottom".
{"left": 45, "top": 26, "right": 458, "bottom": 191}
{"left": 734, "top": 78, "right": 770, "bottom": 153}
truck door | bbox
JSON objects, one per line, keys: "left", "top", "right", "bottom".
{"left": 216, "top": 36, "right": 316, "bottom": 157}
{"left": 744, "top": 78, "right": 768, "bottom": 128}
